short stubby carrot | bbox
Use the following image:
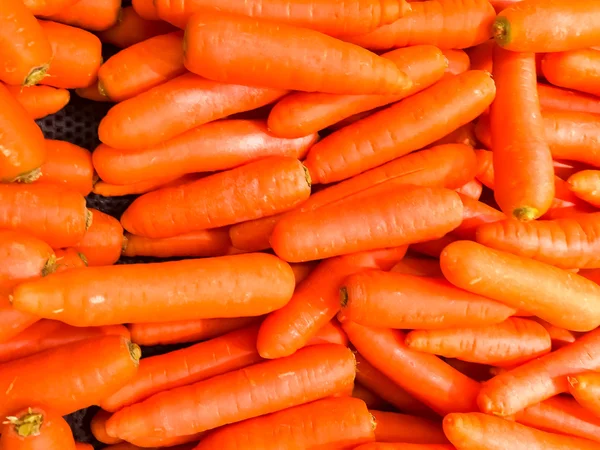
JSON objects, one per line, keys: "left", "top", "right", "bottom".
{"left": 105, "top": 344, "right": 355, "bottom": 444}
{"left": 493, "top": 0, "right": 600, "bottom": 52}
{"left": 267, "top": 45, "right": 447, "bottom": 138}
{"left": 12, "top": 253, "right": 295, "bottom": 326}
{"left": 73, "top": 209, "right": 124, "bottom": 266}
{"left": 0, "top": 335, "right": 140, "bottom": 419}
{"left": 47, "top": 0, "right": 121, "bottom": 31}
{"left": 569, "top": 373, "right": 600, "bottom": 418}
{"left": 93, "top": 174, "right": 198, "bottom": 197}
{"left": 123, "top": 229, "right": 231, "bottom": 259}
{"left": 542, "top": 50, "right": 600, "bottom": 98}
{"left": 93, "top": 120, "right": 317, "bottom": 185}
{"left": 569, "top": 171, "right": 600, "bottom": 208}
{"left": 303, "top": 70, "right": 495, "bottom": 184}
{"left": 346, "top": 0, "right": 496, "bottom": 50}
{"left": 338, "top": 270, "right": 516, "bottom": 329}
{"left": 271, "top": 185, "right": 462, "bottom": 262}
{"left": 4, "top": 84, "right": 70, "bottom": 120}
{"left": 98, "top": 73, "right": 286, "bottom": 150}
{"left": 538, "top": 83, "right": 600, "bottom": 115}
{"left": 98, "top": 32, "right": 185, "bottom": 102}
{"left": 371, "top": 410, "right": 448, "bottom": 444}
{"left": 441, "top": 240, "right": 600, "bottom": 331}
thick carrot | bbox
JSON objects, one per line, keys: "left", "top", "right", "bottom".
{"left": 4, "top": 84, "right": 69, "bottom": 119}
{"left": 47, "top": 0, "right": 121, "bottom": 31}
{"left": 73, "top": 209, "right": 123, "bottom": 266}
{"left": 372, "top": 410, "right": 448, "bottom": 444}
{"left": 99, "top": 73, "right": 286, "bottom": 150}
{"left": 344, "top": 322, "right": 480, "bottom": 416}
{"left": 429, "top": 123, "right": 477, "bottom": 148}
{"left": 183, "top": 12, "right": 411, "bottom": 95}
{"left": 442, "top": 49, "right": 471, "bottom": 78}
{"left": 493, "top": 0, "right": 600, "bottom": 52}
{"left": 0, "top": 335, "right": 139, "bottom": 418}
{"left": 477, "top": 328, "right": 600, "bottom": 416}
{"left": 569, "top": 373, "right": 600, "bottom": 418}
{"left": 93, "top": 120, "right": 317, "bottom": 185}
{"left": 390, "top": 256, "right": 443, "bottom": 277}
{"left": 98, "top": 7, "right": 176, "bottom": 48}
{"left": 123, "top": 229, "right": 230, "bottom": 259}
{"left": 542, "top": 50, "right": 600, "bottom": 98}
{"left": 92, "top": 410, "right": 123, "bottom": 445}
{"left": 303, "top": 70, "right": 495, "bottom": 184}
{"left": 0, "top": 184, "right": 88, "bottom": 249}
{"left": 98, "top": 32, "right": 185, "bottom": 102}
{"left": 0, "top": 84, "right": 46, "bottom": 183}
{"left": 38, "top": 20, "right": 103, "bottom": 89}
{"left": 75, "top": 82, "right": 112, "bottom": 103}
{"left": 266, "top": 45, "right": 447, "bottom": 138}
{"left": 93, "top": 174, "right": 198, "bottom": 197}
{"left": 339, "top": 270, "right": 515, "bottom": 329}
{"left": 23, "top": 0, "right": 79, "bottom": 16}
{"left": 569, "top": 171, "right": 600, "bottom": 208}
{"left": 354, "top": 445, "right": 455, "bottom": 450}
{"left": 257, "top": 247, "right": 407, "bottom": 359}
{"left": 538, "top": 83, "right": 600, "bottom": 115}
{"left": 455, "top": 179, "right": 482, "bottom": 200}
{"left": 105, "top": 344, "right": 355, "bottom": 443}
{"left": 444, "top": 412, "right": 600, "bottom": 450}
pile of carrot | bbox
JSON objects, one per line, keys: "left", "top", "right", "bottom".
{"left": 1, "top": 0, "right": 600, "bottom": 448}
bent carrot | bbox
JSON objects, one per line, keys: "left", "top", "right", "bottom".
{"left": 98, "top": 7, "right": 176, "bottom": 48}
{"left": 538, "top": 84, "right": 600, "bottom": 115}
{"left": 74, "top": 209, "right": 123, "bottom": 266}
{"left": 92, "top": 410, "right": 123, "bottom": 445}
{"left": 542, "top": 50, "right": 600, "bottom": 97}
{"left": 390, "top": 256, "right": 443, "bottom": 277}
{"left": 123, "top": 229, "right": 231, "bottom": 259}
{"left": 47, "top": 0, "right": 121, "bottom": 31}
{"left": 456, "top": 179, "right": 483, "bottom": 200}
{"left": 5, "top": 84, "right": 69, "bottom": 119}
{"left": 98, "top": 73, "right": 286, "bottom": 150}
{"left": 568, "top": 373, "right": 600, "bottom": 418}
{"left": 568, "top": 171, "right": 600, "bottom": 208}
{"left": 93, "top": 174, "right": 198, "bottom": 197}
{"left": 183, "top": 12, "right": 411, "bottom": 95}
{"left": 372, "top": 410, "right": 448, "bottom": 444}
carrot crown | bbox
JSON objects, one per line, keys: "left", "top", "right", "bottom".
{"left": 128, "top": 342, "right": 142, "bottom": 365}
{"left": 340, "top": 287, "right": 349, "bottom": 307}
{"left": 41, "top": 254, "right": 58, "bottom": 277}
{"left": 4, "top": 408, "right": 43, "bottom": 437}
{"left": 493, "top": 16, "right": 511, "bottom": 47}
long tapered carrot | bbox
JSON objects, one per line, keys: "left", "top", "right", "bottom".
{"left": 99, "top": 73, "right": 286, "bottom": 150}
{"left": 98, "top": 32, "right": 185, "bottom": 102}
{"left": 267, "top": 45, "right": 447, "bottom": 138}
{"left": 98, "top": 7, "right": 176, "bottom": 48}
{"left": 569, "top": 171, "right": 600, "bottom": 207}
{"left": 372, "top": 411, "right": 448, "bottom": 444}
{"left": 390, "top": 256, "right": 443, "bottom": 278}
{"left": 194, "top": 397, "right": 375, "bottom": 450}
{"left": 47, "top": 0, "right": 121, "bottom": 31}
{"left": 355, "top": 445, "right": 455, "bottom": 450}
{"left": 183, "top": 12, "right": 411, "bottom": 95}
{"left": 4, "top": 84, "right": 70, "bottom": 119}
{"left": 444, "top": 413, "right": 600, "bottom": 450}
{"left": 568, "top": 373, "right": 600, "bottom": 418}
{"left": 477, "top": 328, "right": 600, "bottom": 416}
{"left": 257, "top": 247, "right": 407, "bottom": 359}
{"left": 123, "top": 229, "right": 231, "bottom": 259}
{"left": 344, "top": 322, "right": 480, "bottom": 416}
{"left": 538, "top": 84, "right": 600, "bottom": 115}
{"left": 93, "top": 174, "right": 198, "bottom": 197}
{"left": 303, "top": 70, "right": 495, "bottom": 184}
{"left": 440, "top": 240, "right": 600, "bottom": 331}
{"left": 493, "top": 0, "right": 600, "bottom": 52}
{"left": 73, "top": 209, "right": 124, "bottom": 266}
{"left": 542, "top": 50, "right": 600, "bottom": 97}
{"left": 92, "top": 410, "right": 123, "bottom": 445}
{"left": 339, "top": 270, "right": 515, "bottom": 329}
{"left": 105, "top": 344, "right": 355, "bottom": 444}
{"left": 346, "top": 0, "right": 495, "bottom": 50}
{"left": 93, "top": 120, "right": 317, "bottom": 185}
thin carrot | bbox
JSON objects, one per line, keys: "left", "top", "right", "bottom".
{"left": 75, "top": 82, "right": 112, "bottom": 103}
{"left": 493, "top": 0, "right": 600, "bottom": 52}
{"left": 23, "top": 0, "right": 79, "bottom": 16}
{"left": 289, "top": 262, "right": 317, "bottom": 287}
{"left": 38, "top": 20, "right": 103, "bottom": 89}
{"left": 538, "top": 83, "right": 600, "bottom": 115}
{"left": 123, "top": 229, "right": 231, "bottom": 259}
{"left": 266, "top": 45, "right": 447, "bottom": 138}
{"left": 441, "top": 49, "right": 471, "bottom": 78}
{"left": 98, "top": 73, "right": 286, "bottom": 150}
{"left": 303, "top": 70, "right": 495, "bottom": 184}
{"left": 47, "top": 0, "right": 121, "bottom": 31}
{"left": 390, "top": 256, "right": 443, "bottom": 278}
{"left": 456, "top": 179, "right": 483, "bottom": 200}
{"left": 183, "top": 12, "right": 412, "bottom": 95}
{"left": 132, "top": 0, "right": 159, "bottom": 20}
{"left": 568, "top": 373, "right": 600, "bottom": 418}
{"left": 354, "top": 445, "right": 455, "bottom": 450}
{"left": 98, "top": 7, "right": 176, "bottom": 48}
{"left": 93, "top": 174, "right": 198, "bottom": 197}
{"left": 453, "top": 194, "right": 505, "bottom": 239}
{"left": 73, "top": 209, "right": 123, "bottom": 266}
{"left": 568, "top": 171, "right": 600, "bottom": 208}
{"left": 4, "top": 84, "right": 69, "bottom": 119}
{"left": 532, "top": 318, "right": 577, "bottom": 350}
{"left": 98, "top": 31, "right": 185, "bottom": 102}
{"left": 542, "top": 50, "right": 600, "bottom": 97}
{"left": 92, "top": 410, "right": 123, "bottom": 445}
{"left": 339, "top": 270, "right": 515, "bottom": 329}
{"left": 257, "top": 247, "right": 407, "bottom": 359}
{"left": 372, "top": 410, "right": 448, "bottom": 444}
{"left": 343, "top": 322, "right": 480, "bottom": 416}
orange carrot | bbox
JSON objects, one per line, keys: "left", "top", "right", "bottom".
{"left": 289, "top": 262, "right": 318, "bottom": 287}
{"left": 92, "top": 410, "right": 123, "bottom": 445}
{"left": 75, "top": 82, "right": 112, "bottom": 103}
{"left": 98, "top": 7, "right": 176, "bottom": 48}
{"left": 441, "top": 49, "right": 471, "bottom": 78}
{"left": 123, "top": 229, "right": 231, "bottom": 259}
{"left": 132, "top": 0, "right": 158, "bottom": 20}
{"left": 183, "top": 12, "right": 412, "bottom": 95}
{"left": 410, "top": 235, "right": 458, "bottom": 259}
{"left": 390, "top": 256, "right": 443, "bottom": 277}
{"left": 354, "top": 445, "right": 455, "bottom": 450}
{"left": 490, "top": 0, "right": 522, "bottom": 13}
{"left": 23, "top": 0, "right": 79, "bottom": 16}
{"left": 93, "top": 174, "right": 199, "bottom": 197}
{"left": 51, "top": 248, "right": 87, "bottom": 273}
{"left": 456, "top": 179, "right": 483, "bottom": 200}
{"left": 75, "top": 444, "right": 94, "bottom": 450}
{"left": 303, "top": 70, "right": 495, "bottom": 184}
{"left": 102, "top": 443, "right": 195, "bottom": 450}
{"left": 47, "top": 0, "right": 121, "bottom": 31}
{"left": 533, "top": 318, "right": 577, "bottom": 350}
{"left": 353, "top": 384, "right": 390, "bottom": 410}
{"left": 73, "top": 209, "right": 123, "bottom": 266}
{"left": 541, "top": 50, "right": 600, "bottom": 97}
{"left": 568, "top": 171, "right": 600, "bottom": 208}
{"left": 453, "top": 194, "right": 505, "bottom": 239}
{"left": 466, "top": 39, "right": 493, "bottom": 72}
{"left": 4, "top": 84, "right": 69, "bottom": 119}
{"left": 98, "top": 73, "right": 286, "bottom": 150}
{"left": 228, "top": 215, "right": 282, "bottom": 253}
{"left": 538, "top": 83, "right": 600, "bottom": 115}
{"left": 372, "top": 410, "right": 448, "bottom": 444}
{"left": 568, "top": 373, "right": 600, "bottom": 418}
{"left": 429, "top": 122, "right": 477, "bottom": 148}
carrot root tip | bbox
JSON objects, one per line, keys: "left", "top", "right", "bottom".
{"left": 513, "top": 207, "right": 538, "bottom": 221}
{"left": 4, "top": 409, "right": 43, "bottom": 437}
{"left": 11, "top": 167, "right": 42, "bottom": 184}
{"left": 128, "top": 342, "right": 142, "bottom": 364}
{"left": 339, "top": 287, "right": 349, "bottom": 307}
{"left": 24, "top": 65, "right": 50, "bottom": 87}
{"left": 42, "top": 254, "right": 58, "bottom": 277}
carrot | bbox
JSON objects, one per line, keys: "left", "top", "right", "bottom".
{"left": 532, "top": 318, "right": 577, "bottom": 350}
{"left": 98, "top": 7, "right": 176, "bottom": 48}
{"left": 303, "top": 70, "right": 495, "bottom": 184}
{"left": 102, "top": 444, "right": 195, "bottom": 450}
{"left": 93, "top": 174, "right": 198, "bottom": 197}
{"left": 123, "top": 229, "right": 230, "bottom": 259}
{"left": 23, "top": 0, "right": 79, "bottom": 16}
{"left": 257, "top": 247, "right": 407, "bottom": 359}
{"left": 29, "top": 246, "right": 86, "bottom": 272}
{"left": 0, "top": 406, "right": 76, "bottom": 450}
{"left": 542, "top": 50, "right": 600, "bottom": 97}
{"left": 75, "top": 444, "right": 93, "bottom": 450}
{"left": 568, "top": 373, "right": 600, "bottom": 418}
{"left": 0, "top": 84, "right": 46, "bottom": 183}
{"left": 47, "top": 0, "right": 121, "bottom": 31}
{"left": 183, "top": 12, "right": 412, "bottom": 95}
{"left": 229, "top": 215, "right": 281, "bottom": 252}
{"left": 129, "top": 317, "right": 259, "bottom": 346}
{"left": 306, "top": 319, "right": 348, "bottom": 347}
{"left": 466, "top": 39, "right": 493, "bottom": 72}
{"left": 538, "top": 83, "right": 600, "bottom": 115}
{"left": 493, "top": 0, "right": 600, "bottom": 52}
{"left": 0, "top": 1, "right": 52, "bottom": 86}
{"left": 354, "top": 445, "right": 455, "bottom": 450}
{"left": 353, "top": 383, "right": 389, "bottom": 410}
{"left": 490, "top": 0, "right": 522, "bottom": 12}
{"left": 73, "top": 209, "right": 123, "bottom": 266}
{"left": 75, "top": 83, "right": 112, "bottom": 103}
{"left": 390, "top": 256, "right": 443, "bottom": 277}
{"left": 266, "top": 45, "right": 447, "bottom": 138}
{"left": 290, "top": 262, "right": 317, "bottom": 287}
{"left": 444, "top": 412, "right": 600, "bottom": 450}
{"left": 441, "top": 49, "right": 471, "bottom": 78}
{"left": 105, "top": 344, "right": 355, "bottom": 444}
{"left": 93, "top": 120, "right": 317, "bottom": 185}
{"left": 456, "top": 179, "right": 482, "bottom": 200}
{"left": 430, "top": 123, "right": 477, "bottom": 148}
{"left": 98, "top": 32, "right": 185, "bottom": 102}
{"left": 347, "top": 0, "right": 495, "bottom": 50}
{"left": 453, "top": 194, "right": 505, "bottom": 239}
{"left": 568, "top": 171, "right": 600, "bottom": 208}
{"left": 38, "top": 20, "right": 102, "bottom": 89}
{"left": 132, "top": 0, "right": 159, "bottom": 20}
{"left": 99, "top": 73, "right": 286, "bottom": 150}
{"left": 410, "top": 235, "right": 458, "bottom": 259}
{"left": 372, "top": 410, "right": 448, "bottom": 444}
{"left": 4, "top": 84, "right": 69, "bottom": 119}
{"left": 92, "top": 410, "right": 123, "bottom": 445}
{"left": 344, "top": 322, "right": 480, "bottom": 416}
{"left": 339, "top": 270, "right": 515, "bottom": 329}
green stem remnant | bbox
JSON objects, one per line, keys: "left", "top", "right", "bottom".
{"left": 4, "top": 408, "right": 43, "bottom": 437}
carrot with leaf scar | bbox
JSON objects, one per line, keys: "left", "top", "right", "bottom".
{"left": 4, "top": 84, "right": 70, "bottom": 120}
{"left": 74, "top": 209, "right": 124, "bottom": 266}
{"left": 47, "top": 0, "right": 121, "bottom": 31}
{"left": 568, "top": 171, "right": 600, "bottom": 208}
{"left": 267, "top": 45, "right": 447, "bottom": 138}
{"left": 537, "top": 83, "right": 600, "bottom": 115}
{"left": 123, "top": 229, "right": 231, "bottom": 259}
{"left": 372, "top": 410, "right": 448, "bottom": 444}
{"left": 542, "top": 50, "right": 600, "bottom": 98}
{"left": 568, "top": 373, "right": 600, "bottom": 419}
{"left": 98, "top": 7, "right": 176, "bottom": 49}
{"left": 304, "top": 70, "right": 495, "bottom": 184}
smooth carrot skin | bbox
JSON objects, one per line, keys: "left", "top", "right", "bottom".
{"left": 23, "top": 0, "right": 79, "bottom": 16}
{"left": 569, "top": 373, "right": 600, "bottom": 418}
{"left": 267, "top": 45, "right": 447, "bottom": 138}
{"left": 93, "top": 174, "right": 197, "bottom": 197}
{"left": 123, "top": 229, "right": 231, "bottom": 259}
{"left": 194, "top": 397, "right": 375, "bottom": 450}
{"left": 257, "top": 247, "right": 407, "bottom": 359}
{"left": 54, "top": 249, "right": 87, "bottom": 272}
{"left": 455, "top": 179, "right": 482, "bottom": 200}
{"left": 229, "top": 215, "right": 282, "bottom": 252}
{"left": 441, "top": 240, "right": 600, "bottom": 331}
{"left": 103, "top": 444, "right": 195, "bottom": 450}
{"left": 47, "top": 0, "right": 121, "bottom": 31}
{"left": 442, "top": 49, "right": 471, "bottom": 78}
{"left": 98, "top": 7, "right": 176, "bottom": 48}
{"left": 92, "top": 410, "right": 123, "bottom": 445}
{"left": 354, "top": 445, "right": 455, "bottom": 450}
{"left": 306, "top": 319, "right": 348, "bottom": 347}
{"left": 38, "top": 20, "right": 103, "bottom": 89}
{"left": 75, "top": 444, "right": 93, "bottom": 450}
{"left": 493, "top": 0, "right": 600, "bottom": 52}
{"left": 105, "top": 344, "right": 356, "bottom": 443}
{"left": 4, "top": 84, "right": 69, "bottom": 119}
{"left": 453, "top": 194, "right": 505, "bottom": 239}
{"left": 390, "top": 256, "right": 443, "bottom": 278}
{"left": 304, "top": 70, "right": 495, "bottom": 184}
{"left": 429, "top": 123, "right": 477, "bottom": 148}
{"left": 538, "top": 83, "right": 600, "bottom": 115}
{"left": 93, "top": 120, "right": 317, "bottom": 185}
{"left": 184, "top": 12, "right": 411, "bottom": 95}
{"left": 343, "top": 322, "right": 480, "bottom": 416}
{"left": 466, "top": 39, "right": 493, "bottom": 72}
{"left": 339, "top": 270, "right": 515, "bottom": 329}
{"left": 289, "top": 262, "right": 317, "bottom": 287}
{"left": 372, "top": 410, "right": 448, "bottom": 444}
{"left": 73, "top": 209, "right": 124, "bottom": 266}
{"left": 98, "top": 32, "right": 185, "bottom": 102}
{"left": 410, "top": 235, "right": 458, "bottom": 259}
{"left": 75, "top": 83, "right": 112, "bottom": 103}
{"left": 541, "top": 50, "right": 600, "bottom": 97}
{"left": 569, "top": 171, "right": 600, "bottom": 207}
{"left": 533, "top": 318, "right": 576, "bottom": 350}
{"left": 353, "top": 384, "right": 389, "bottom": 410}
{"left": 99, "top": 73, "right": 286, "bottom": 150}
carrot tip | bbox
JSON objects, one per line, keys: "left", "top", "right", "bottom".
{"left": 493, "top": 17, "right": 510, "bottom": 47}
{"left": 11, "top": 167, "right": 42, "bottom": 184}
{"left": 5, "top": 409, "right": 43, "bottom": 437}
{"left": 42, "top": 254, "right": 58, "bottom": 277}
{"left": 513, "top": 207, "right": 538, "bottom": 221}
{"left": 302, "top": 164, "right": 312, "bottom": 188}
{"left": 128, "top": 342, "right": 142, "bottom": 365}
{"left": 24, "top": 65, "right": 50, "bottom": 87}
{"left": 340, "top": 287, "right": 349, "bottom": 307}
